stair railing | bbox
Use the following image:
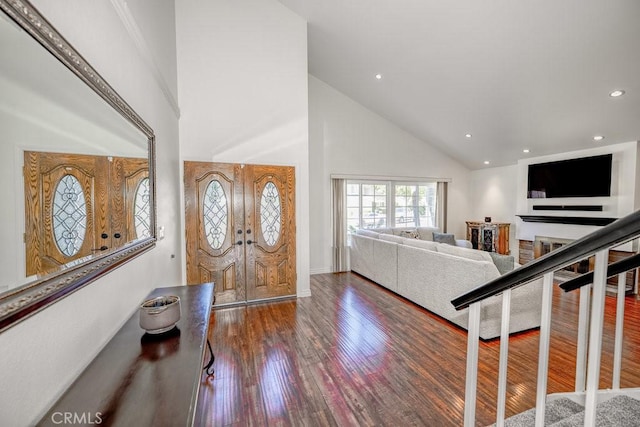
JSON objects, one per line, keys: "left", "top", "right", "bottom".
{"left": 451, "top": 209, "right": 640, "bottom": 427}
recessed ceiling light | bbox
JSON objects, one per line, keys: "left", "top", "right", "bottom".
{"left": 593, "top": 135, "right": 604, "bottom": 141}
{"left": 523, "top": 149, "right": 530, "bottom": 153}
{"left": 609, "top": 90, "right": 625, "bottom": 97}
{"left": 375, "top": 74, "right": 382, "bottom": 80}
{"left": 465, "top": 133, "right": 472, "bottom": 138}
{"left": 483, "top": 160, "right": 490, "bottom": 165}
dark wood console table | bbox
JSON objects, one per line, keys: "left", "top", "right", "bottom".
{"left": 39, "top": 282, "right": 214, "bottom": 426}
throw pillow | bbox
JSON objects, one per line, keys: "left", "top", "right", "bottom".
{"left": 433, "top": 232, "right": 456, "bottom": 246}
{"left": 489, "top": 252, "right": 515, "bottom": 275}
{"left": 398, "top": 229, "right": 420, "bottom": 239}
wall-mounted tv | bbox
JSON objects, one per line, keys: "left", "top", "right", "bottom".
{"left": 527, "top": 154, "right": 613, "bottom": 199}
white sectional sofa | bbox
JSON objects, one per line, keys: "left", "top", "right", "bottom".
{"left": 349, "top": 227, "right": 543, "bottom": 339}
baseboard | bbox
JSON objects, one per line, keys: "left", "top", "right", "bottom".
{"left": 310, "top": 267, "right": 332, "bottom": 275}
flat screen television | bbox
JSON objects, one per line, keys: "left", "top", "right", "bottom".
{"left": 527, "top": 154, "right": 613, "bottom": 198}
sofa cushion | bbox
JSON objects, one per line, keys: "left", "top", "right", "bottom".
{"left": 355, "top": 229, "right": 381, "bottom": 239}
{"left": 402, "top": 238, "right": 438, "bottom": 251}
{"left": 396, "top": 228, "right": 420, "bottom": 239}
{"left": 489, "top": 252, "right": 515, "bottom": 274}
{"left": 456, "top": 239, "right": 473, "bottom": 249}
{"left": 379, "top": 234, "right": 405, "bottom": 244}
{"left": 436, "top": 243, "right": 494, "bottom": 263}
{"left": 416, "top": 226, "right": 440, "bottom": 241}
{"left": 375, "top": 227, "right": 394, "bottom": 235}
{"left": 433, "top": 232, "right": 456, "bottom": 246}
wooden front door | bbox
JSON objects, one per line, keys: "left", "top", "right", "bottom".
{"left": 112, "top": 157, "right": 150, "bottom": 242}
{"left": 243, "top": 164, "right": 296, "bottom": 301}
{"left": 184, "top": 162, "right": 296, "bottom": 304}
{"left": 24, "top": 151, "right": 150, "bottom": 277}
{"left": 24, "top": 151, "right": 106, "bottom": 276}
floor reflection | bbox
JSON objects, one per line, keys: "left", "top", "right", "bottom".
{"left": 334, "top": 287, "right": 389, "bottom": 374}
{"left": 259, "top": 344, "right": 296, "bottom": 420}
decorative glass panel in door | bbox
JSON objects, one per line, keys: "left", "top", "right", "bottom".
{"left": 52, "top": 175, "right": 88, "bottom": 257}
{"left": 134, "top": 178, "right": 151, "bottom": 239}
{"left": 203, "top": 180, "right": 228, "bottom": 250}
{"left": 260, "top": 181, "right": 281, "bottom": 247}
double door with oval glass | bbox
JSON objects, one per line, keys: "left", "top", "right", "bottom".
{"left": 24, "top": 151, "right": 150, "bottom": 277}
{"left": 184, "top": 162, "right": 296, "bottom": 305}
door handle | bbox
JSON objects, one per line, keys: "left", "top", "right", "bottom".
{"left": 246, "top": 240, "right": 253, "bottom": 245}
{"left": 92, "top": 246, "right": 109, "bottom": 252}
{"left": 114, "top": 233, "right": 121, "bottom": 239}
{"left": 236, "top": 240, "right": 243, "bottom": 246}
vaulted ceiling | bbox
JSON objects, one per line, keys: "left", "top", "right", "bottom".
{"left": 278, "top": 0, "right": 640, "bottom": 169}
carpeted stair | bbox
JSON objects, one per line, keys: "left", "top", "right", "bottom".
{"left": 494, "top": 395, "right": 640, "bottom": 426}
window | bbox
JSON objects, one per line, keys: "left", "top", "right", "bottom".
{"left": 394, "top": 183, "right": 437, "bottom": 227}
{"left": 346, "top": 180, "right": 440, "bottom": 234}
{"left": 347, "top": 182, "right": 387, "bottom": 232}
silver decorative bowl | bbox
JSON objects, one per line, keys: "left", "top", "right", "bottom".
{"left": 139, "top": 295, "right": 181, "bottom": 334}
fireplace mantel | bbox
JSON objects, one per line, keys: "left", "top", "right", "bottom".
{"left": 517, "top": 215, "right": 617, "bottom": 226}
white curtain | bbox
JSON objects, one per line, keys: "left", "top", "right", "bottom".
{"left": 437, "top": 181, "right": 448, "bottom": 232}
{"left": 331, "top": 178, "right": 349, "bottom": 272}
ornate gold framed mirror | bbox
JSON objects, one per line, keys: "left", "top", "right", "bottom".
{"left": 0, "top": 0, "right": 156, "bottom": 331}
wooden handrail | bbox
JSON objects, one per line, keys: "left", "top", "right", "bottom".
{"left": 558, "top": 252, "right": 640, "bottom": 292}
{"left": 451, "top": 210, "right": 640, "bottom": 310}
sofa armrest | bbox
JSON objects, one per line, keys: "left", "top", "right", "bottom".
{"left": 488, "top": 252, "right": 515, "bottom": 274}
{"left": 455, "top": 239, "right": 473, "bottom": 249}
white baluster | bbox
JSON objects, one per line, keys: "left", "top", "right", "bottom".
{"left": 496, "top": 289, "right": 512, "bottom": 427}
{"left": 534, "top": 272, "right": 554, "bottom": 427}
{"left": 464, "top": 302, "right": 481, "bottom": 427}
{"left": 584, "top": 249, "right": 609, "bottom": 426}
{"left": 575, "top": 285, "right": 591, "bottom": 392}
{"left": 612, "top": 272, "right": 626, "bottom": 390}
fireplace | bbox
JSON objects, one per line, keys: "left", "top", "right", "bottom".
{"left": 533, "top": 236, "right": 593, "bottom": 281}
{"left": 518, "top": 237, "right": 636, "bottom": 294}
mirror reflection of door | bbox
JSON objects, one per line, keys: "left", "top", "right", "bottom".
{"left": 24, "top": 151, "right": 149, "bottom": 276}
{"left": 112, "top": 157, "right": 151, "bottom": 242}
{"left": 184, "top": 161, "right": 296, "bottom": 305}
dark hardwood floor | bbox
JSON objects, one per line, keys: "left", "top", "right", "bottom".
{"left": 198, "top": 272, "right": 640, "bottom": 426}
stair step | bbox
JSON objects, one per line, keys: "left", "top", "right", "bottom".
{"left": 492, "top": 397, "right": 584, "bottom": 426}
{"left": 550, "top": 395, "right": 640, "bottom": 427}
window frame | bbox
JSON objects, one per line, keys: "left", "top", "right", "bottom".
{"left": 346, "top": 179, "right": 441, "bottom": 233}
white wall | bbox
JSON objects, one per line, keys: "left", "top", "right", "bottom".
{"left": 469, "top": 165, "right": 519, "bottom": 255}
{"left": 0, "top": 1, "right": 182, "bottom": 425}
{"left": 309, "top": 76, "right": 471, "bottom": 273}
{"left": 175, "top": 0, "right": 310, "bottom": 296}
